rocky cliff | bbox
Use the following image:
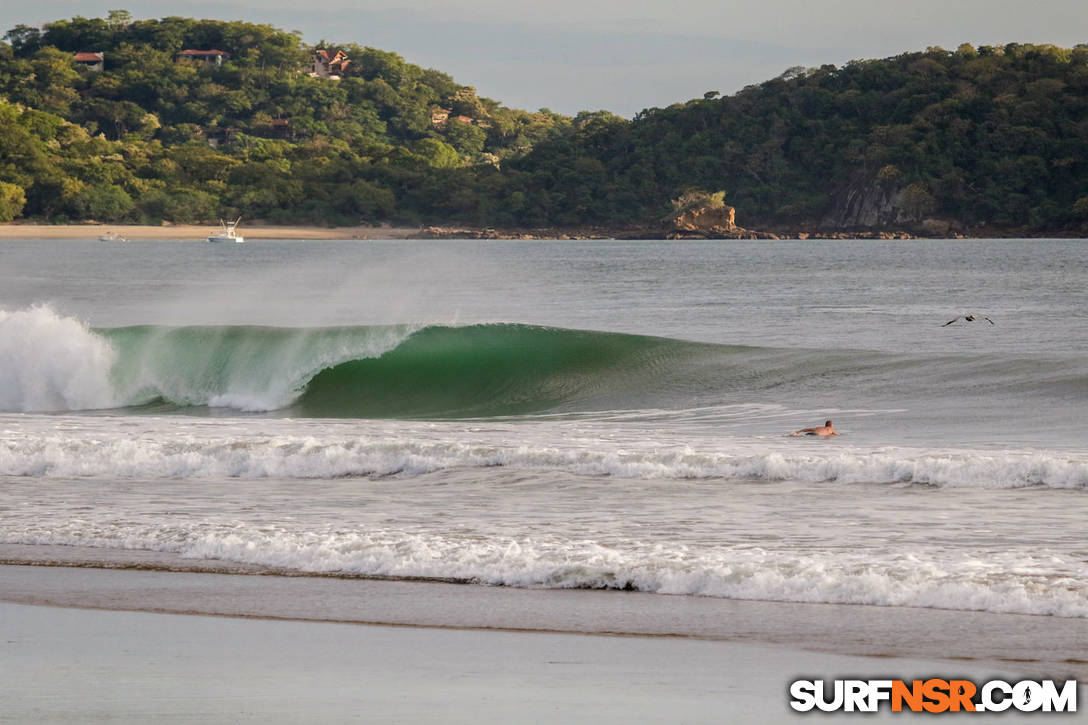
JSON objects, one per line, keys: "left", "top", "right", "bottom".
{"left": 821, "top": 173, "right": 968, "bottom": 237}
{"left": 672, "top": 204, "right": 736, "bottom": 234}
{"left": 822, "top": 183, "right": 906, "bottom": 229}
{"left": 666, "top": 202, "right": 777, "bottom": 239}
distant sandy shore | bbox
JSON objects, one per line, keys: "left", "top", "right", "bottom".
{"left": 0, "top": 223, "right": 423, "bottom": 240}
{"left": 3, "top": 222, "right": 1082, "bottom": 241}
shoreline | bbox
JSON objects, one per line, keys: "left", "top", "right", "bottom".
{"left": 2, "top": 222, "right": 1084, "bottom": 241}
{"left": 4, "top": 561, "right": 1084, "bottom": 722}
{"left": 2, "top": 550, "right": 1086, "bottom": 680}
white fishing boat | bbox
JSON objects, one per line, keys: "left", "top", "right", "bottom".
{"left": 98, "top": 231, "right": 127, "bottom": 242}
{"left": 208, "top": 218, "right": 245, "bottom": 243}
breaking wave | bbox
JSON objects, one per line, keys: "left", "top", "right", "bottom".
{"left": 1, "top": 306, "right": 1085, "bottom": 418}
{"left": 2, "top": 431, "right": 1086, "bottom": 488}
{"left": 6, "top": 522, "right": 1087, "bottom": 618}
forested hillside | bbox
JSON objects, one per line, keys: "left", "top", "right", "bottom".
{"left": 492, "top": 43, "right": 1088, "bottom": 234}
{"left": 1, "top": 13, "right": 1086, "bottom": 235}
{"left": 0, "top": 12, "right": 569, "bottom": 225}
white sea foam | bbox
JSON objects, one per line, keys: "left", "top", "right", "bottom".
{"left": 1, "top": 427, "right": 1086, "bottom": 488}
{"left": 0, "top": 306, "right": 416, "bottom": 413}
{"left": 5, "top": 521, "right": 1086, "bottom": 618}
{"left": 0, "top": 306, "right": 119, "bottom": 412}
{"left": 3, "top": 417, "right": 1086, "bottom": 618}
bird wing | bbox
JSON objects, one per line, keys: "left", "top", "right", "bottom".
{"left": 982, "top": 315, "right": 994, "bottom": 324}
{"left": 941, "top": 317, "right": 961, "bottom": 326}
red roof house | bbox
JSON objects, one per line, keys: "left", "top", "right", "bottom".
{"left": 73, "top": 51, "right": 104, "bottom": 71}
{"left": 312, "top": 49, "right": 351, "bottom": 78}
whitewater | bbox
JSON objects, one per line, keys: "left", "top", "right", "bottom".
{"left": 1, "top": 237, "right": 1086, "bottom": 622}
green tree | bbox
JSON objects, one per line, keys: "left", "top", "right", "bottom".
{"left": 69, "top": 185, "right": 134, "bottom": 221}
{"left": 107, "top": 10, "right": 133, "bottom": 31}
{"left": 412, "top": 138, "right": 461, "bottom": 168}
{"left": 445, "top": 120, "right": 486, "bottom": 156}
{"left": 0, "top": 180, "right": 26, "bottom": 220}
{"left": 1073, "top": 196, "right": 1088, "bottom": 220}
{"left": 3, "top": 25, "right": 42, "bottom": 55}
{"left": 900, "top": 183, "right": 937, "bottom": 221}
{"left": 138, "top": 188, "right": 218, "bottom": 222}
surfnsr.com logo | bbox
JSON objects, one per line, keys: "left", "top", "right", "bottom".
{"left": 789, "top": 679, "right": 1078, "bottom": 713}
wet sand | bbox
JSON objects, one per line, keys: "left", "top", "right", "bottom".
{"left": 1, "top": 547, "right": 1086, "bottom": 681}
{"left": 2, "top": 599, "right": 1021, "bottom": 725}
{"left": 2, "top": 561, "right": 1084, "bottom": 722}
{"left": 0, "top": 565, "right": 1081, "bottom": 676}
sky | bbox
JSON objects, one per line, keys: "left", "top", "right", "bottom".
{"left": 2, "top": 0, "right": 1086, "bottom": 117}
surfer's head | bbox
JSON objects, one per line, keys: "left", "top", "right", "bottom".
{"left": 825, "top": 420, "right": 833, "bottom": 427}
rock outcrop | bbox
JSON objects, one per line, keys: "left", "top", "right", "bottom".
{"left": 671, "top": 203, "right": 736, "bottom": 234}
{"left": 667, "top": 200, "right": 777, "bottom": 239}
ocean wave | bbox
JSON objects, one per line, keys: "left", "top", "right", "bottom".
{"left": 2, "top": 432, "right": 1085, "bottom": 488}
{"left": 1, "top": 306, "right": 1085, "bottom": 419}
{"left": 0, "top": 306, "right": 708, "bottom": 416}
{"left": 5, "top": 523, "right": 1086, "bottom": 618}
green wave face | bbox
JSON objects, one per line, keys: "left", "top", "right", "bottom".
{"left": 100, "top": 323, "right": 419, "bottom": 412}
{"left": 92, "top": 322, "right": 1083, "bottom": 419}
{"left": 97, "top": 323, "right": 720, "bottom": 418}
{"left": 293, "top": 324, "right": 700, "bottom": 418}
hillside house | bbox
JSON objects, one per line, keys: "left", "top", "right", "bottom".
{"left": 177, "top": 49, "right": 231, "bottom": 65}
{"left": 72, "top": 52, "right": 104, "bottom": 71}
{"left": 312, "top": 49, "right": 351, "bottom": 79}
{"left": 430, "top": 107, "right": 451, "bottom": 129}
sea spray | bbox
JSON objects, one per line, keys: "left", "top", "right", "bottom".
{"left": 0, "top": 307, "right": 419, "bottom": 413}
{"left": 0, "top": 306, "right": 117, "bottom": 412}
{"left": 104, "top": 322, "right": 417, "bottom": 411}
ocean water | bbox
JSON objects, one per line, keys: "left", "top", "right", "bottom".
{"left": 1, "top": 238, "right": 1086, "bottom": 619}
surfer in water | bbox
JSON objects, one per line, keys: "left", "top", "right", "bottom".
{"left": 791, "top": 420, "right": 838, "bottom": 437}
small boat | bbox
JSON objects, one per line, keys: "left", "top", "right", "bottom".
{"left": 98, "top": 231, "right": 127, "bottom": 242}
{"left": 208, "top": 218, "right": 245, "bottom": 243}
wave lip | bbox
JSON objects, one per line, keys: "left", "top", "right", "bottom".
{"left": 103, "top": 322, "right": 417, "bottom": 413}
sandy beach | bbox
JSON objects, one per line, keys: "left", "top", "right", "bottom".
{"left": 2, "top": 600, "right": 1023, "bottom": 725}
{"left": 2, "top": 548, "right": 1086, "bottom": 681}
{"left": 2, "top": 561, "right": 1072, "bottom": 724}
{"left": 0, "top": 223, "right": 423, "bottom": 240}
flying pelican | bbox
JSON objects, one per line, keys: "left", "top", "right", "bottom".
{"left": 942, "top": 314, "right": 994, "bottom": 327}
